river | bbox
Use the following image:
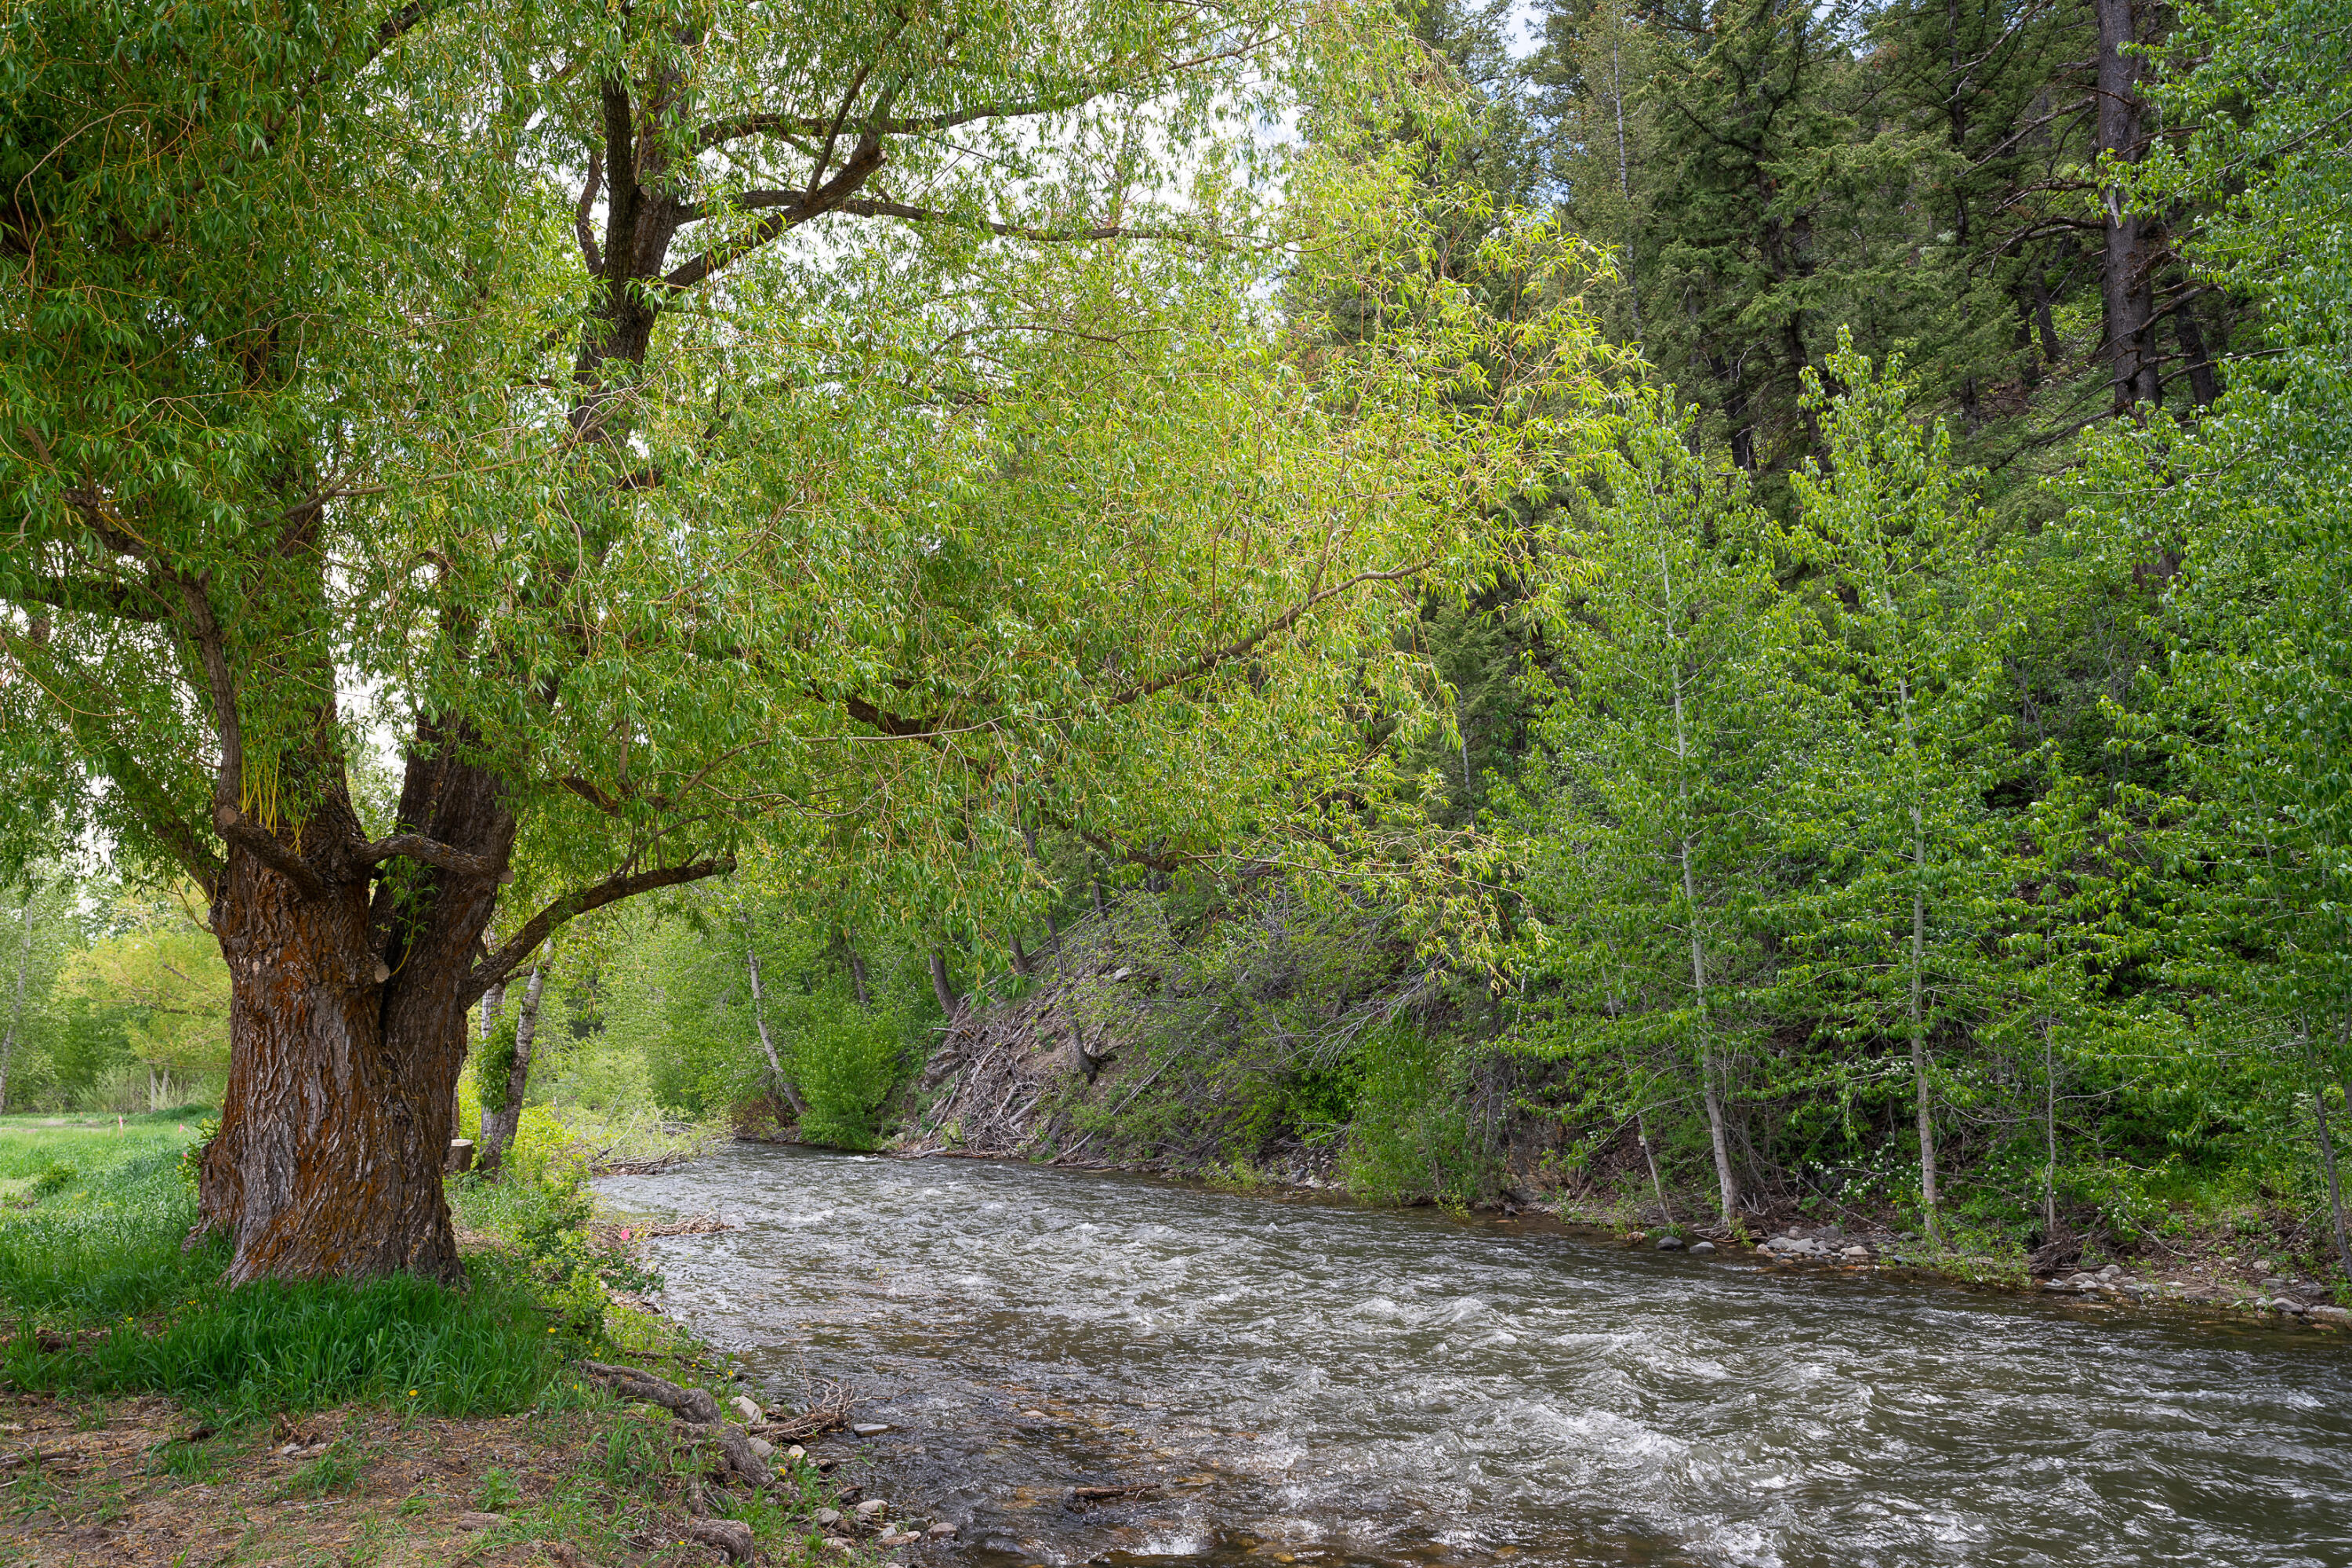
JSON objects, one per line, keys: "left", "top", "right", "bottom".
{"left": 597, "top": 1144, "right": 2352, "bottom": 1568}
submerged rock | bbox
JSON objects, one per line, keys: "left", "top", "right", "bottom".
{"left": 1690, "top": 1240, "right": 1717, "bottom": 1254}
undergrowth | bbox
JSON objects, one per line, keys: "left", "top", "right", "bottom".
{"left": 0, "top": 1112, "right": 608, "bottom": 1421}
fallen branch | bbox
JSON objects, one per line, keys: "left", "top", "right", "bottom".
{"left": 1065, "top": 1481, "right": 1162, "bottom": 1508}
{"left": 754, "top": 1381, "right": 855, "bottom": 1441}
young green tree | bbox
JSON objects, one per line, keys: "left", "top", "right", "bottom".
{"left": 1518, "top": 399, "right": 1787, "bottom": 1227}
{"left": 0, "top": 870, "right": 77, "bottom": 1112}
{"left": 1773, "top": 338, "right": 2015, "bottom": 1245}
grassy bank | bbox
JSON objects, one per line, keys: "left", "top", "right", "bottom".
{"left": 0, "top": 1112, "right": 877, "bottom": 1566}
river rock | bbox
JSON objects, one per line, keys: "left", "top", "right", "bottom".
{"left": 1657, "top": 1235, "right": 1686, "bottom": 1251}
{"left": 1842, "top": 1245, "right": 1870, "bottom": 1261}
{"left": 855, "top": 1499, "right": 889, "bottom": 1517}
{"left": 2309, "top": 1305, "right": 2350, "bottom": 1327}
{"left": 731, "top": 1394, "right": 764, "bottom": 1425}
{"left": 928, "top": 1523, "right": 960, "bottom": 1537}
{"left": 1760, "top": 1234, "right": 1830, "bottom": 1260}
{"left": 853, "top": 1422, "right": 892, "bottom": 1436}
{"left": 1690, "top": 1240, "right": 1716, "bottom": 1254}
{"left": 815, "top": 1508, "right": 842, "bottom": 1527}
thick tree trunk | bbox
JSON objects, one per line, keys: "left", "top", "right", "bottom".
{"left": 199, "top": 848, "right": 468, "bottom": 1283}
{"left": 198, "top": 735, "right": 514, "bottom": 1285}
{"left": 2094, "top": 0, "right": 2160, "bottom": 411}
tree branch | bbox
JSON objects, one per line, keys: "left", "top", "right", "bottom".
{"left": 0, "top": 575, "right": 166, "bottom": 622}
{"left": 661, "top": 136, "right": 885, "bottom": 291}
{"left": 470, "top": 855, "right": 735, "bottom": 1000}
{"left": 211, "top": 804, "right": 327, "bottom": 898}
{"left": 833, "top": 194, "right": 1193, "bottom": 244}
{"left": 1106, "top": 562, "right": 1433, "bottom": 708}
{"left": 692, "top": 93, "right": 1098, "bottom": 152}
{"left": 358, "top": 833, "right": 503, "bottom": 880}
{"left": 574, "top": 147, "right": 604, "bottom": 274}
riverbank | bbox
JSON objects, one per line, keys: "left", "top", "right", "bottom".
{"left": 0, "top": 1113, "right": 887, "bottom": 1566}
{"left": 852, "top": 1126, "right": 2352, "bottom": 1336}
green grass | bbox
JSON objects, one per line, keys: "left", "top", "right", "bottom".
{"left": 0, "top": 1111, "right": 581, "bottom": 1420}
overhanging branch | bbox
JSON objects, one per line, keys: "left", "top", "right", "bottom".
{"left": 470, "top": 854, "right": 735, "bottom": 1000}
{"left": 1107, "top": 561, "right": 1434, "bottom": 709}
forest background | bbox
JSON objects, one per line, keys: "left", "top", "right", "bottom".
{"left": 4, "top": 0, "right": 2350, "bottom": 1283}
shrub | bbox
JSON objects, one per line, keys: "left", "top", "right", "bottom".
{"left": 1340, "top": 1025, "right": 1497, "bottom": 1207}
{"left": 793, "top": 1008, "right": 906, "bottom": 1149}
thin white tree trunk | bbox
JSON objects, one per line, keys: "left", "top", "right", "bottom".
{"left": 1664, "top": 553, "right": 1738, "bottom": 1229}
{"left": 478, "top": 963, "right": 545, "bottom": 1173}
{"left": 1896, "top": 674, "right": 1939, "bottom": 1243}
{"left": 746, "top": 929, "right": 808, "bottom": 1118}
{"left": 0, "top": 894, "right": 31, "bottom": 1116}
{"left": 1636, "top": 1109, "right": 1673, "bottom": 1227}
{"left": 1611, "top": 30, "right": 1644, "bottom": 343}
{"left": 2042, "top": 1016, "right": 2060, "bottom": 1236}
{"left": 2308, "top": 1020, "right": 2352, "bottom": 1279}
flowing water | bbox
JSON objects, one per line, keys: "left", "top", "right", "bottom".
{"left": 598, "top": 1145, "right": 2352, "bottom": 1568}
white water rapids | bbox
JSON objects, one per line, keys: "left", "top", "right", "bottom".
{"left": 600, "top": 1144, "right": 2352, "bottom": 1567}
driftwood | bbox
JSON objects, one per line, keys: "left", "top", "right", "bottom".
{"left": 579, "top": 1359, "right": 775, "bottom": 1486}
{"left": 1065, "top": 1481, "right": 1162, "bottom": 1508}
{"left": 754, "top": 1381, "right": 855, "bottom": 1441}
{"left": 640, "top": 1211, "right": 735, "bottom": 1236}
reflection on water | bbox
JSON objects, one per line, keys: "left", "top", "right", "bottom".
{"left": 599, "top": 1145, "right": 2352, "bottom": 1568}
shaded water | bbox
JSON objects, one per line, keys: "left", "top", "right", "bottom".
{"left": 599, "top": 1145, "right": 2352, "bottom": 1567}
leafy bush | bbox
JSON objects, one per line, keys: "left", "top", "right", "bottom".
{"left": 793, "top": 1009, "right": 907, "bottom": 1149}
{"left": 1340, "top": 1025, "right": 1496, "bottom": 1208}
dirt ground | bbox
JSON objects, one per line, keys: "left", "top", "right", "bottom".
{"left": 0, "top": 1389, "right": 848, "bottom": 1568}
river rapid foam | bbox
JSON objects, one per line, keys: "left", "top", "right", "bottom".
{"left": 600, "top": 1144, "right": 2352, "bottom": 1568}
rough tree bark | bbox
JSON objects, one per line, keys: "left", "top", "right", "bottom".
{"left": 930, "top": 949, "right": 961, "bottom": 1018}
{"left": 197, "top": 724, "right": 517, "bottom": 1284}
{"left": 2094, "top": 0, "right": 2161, "bottom": 411}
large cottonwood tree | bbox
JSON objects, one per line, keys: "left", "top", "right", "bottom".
{"left": 0, "top": 0, "right": 1593, "bottom": 1281}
